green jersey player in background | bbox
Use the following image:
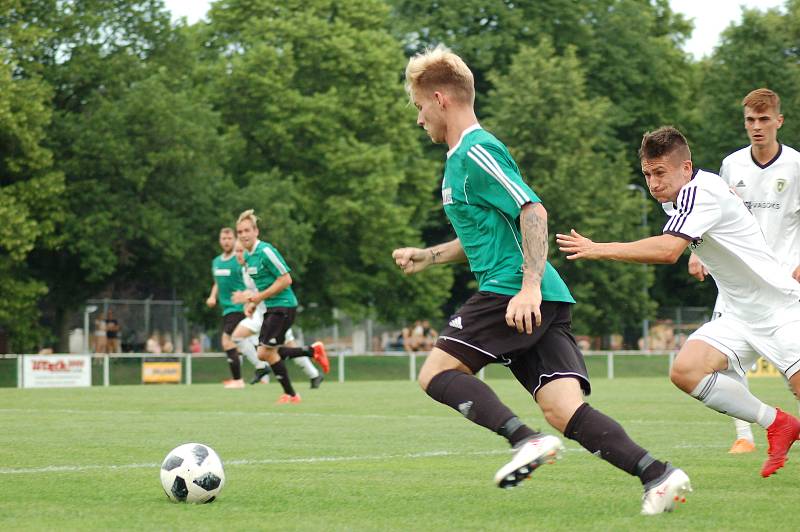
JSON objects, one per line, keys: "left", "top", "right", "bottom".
{"left": 393, "top": 45, "right": 686, "bottom": 515}
{"left": 234, "top": 210, "right": 329, "bottom": 404}
{"left": 207, "top": 227, "right": 246, "bottom": 388}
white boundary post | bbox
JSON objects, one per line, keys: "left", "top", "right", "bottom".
{"left": 186, "top": 354, "right": 192, "bottom": 385}
{"left": 17, "top": 354, "right": 23, "bottom": 388}
{"left": 103, "top": 355, "right": 110, "bottom": 386}
{"left": 338, "top": 351, "right": 345, "bottom": 383}
{"left": 409, "top": 352, "right": 416, "bottom": 381}
{"left": 607, "top": 352, "right": 614, "bottom": 379}
{"left": 668, "top": 351, "right": 675, "bottom": 373}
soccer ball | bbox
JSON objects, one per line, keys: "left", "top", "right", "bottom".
{"left": 160, "top": 443, "right": 225, "bottom": 503}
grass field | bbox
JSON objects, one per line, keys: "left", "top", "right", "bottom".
{"left": 0, "top": 375, "right": 797, "bottom": 531}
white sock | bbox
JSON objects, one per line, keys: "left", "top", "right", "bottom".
{"left": 235, "top": 336, "right": 267, "bottom": 369}
{"left": 691, "top": 372, "right": 776, "bottom": 429}
{"left": 734, "top": 418, "right": 754, "bottom": 441}
{"left": 293, "top": 356, "right": 319, "bottom": 379}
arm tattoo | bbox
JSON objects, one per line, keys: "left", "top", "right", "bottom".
{"left": 520, "top": 207, "right": 547, "bottom": 285}
{"left": 430, "top": 248, "right": 442, "bottom": 264}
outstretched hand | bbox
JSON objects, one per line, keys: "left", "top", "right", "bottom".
{"left": 555, "top": 229, "right": 596, "bottom": 260}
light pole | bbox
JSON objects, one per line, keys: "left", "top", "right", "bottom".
{"left": 83, "top": 305, "right": 98, "bottom": 354}
{"left": 627, "top": 184, "right": 649, "bottom": 350}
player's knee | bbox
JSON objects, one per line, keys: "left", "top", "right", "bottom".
{"left": 669, "top": 360, "right": 698, "bottom": 393}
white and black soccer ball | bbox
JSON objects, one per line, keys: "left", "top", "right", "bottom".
{"left": 160, "top": 443, "right": 225, "bottom": 504}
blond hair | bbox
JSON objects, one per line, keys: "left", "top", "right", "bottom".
{"left": 742, "top": 88, "right": 781, "bottom": 114}
{"left": 404, "top": 44, "right": 475, "bottom": 105}
{"left": 236, "top": 209, "right": 259, "bottom": 229}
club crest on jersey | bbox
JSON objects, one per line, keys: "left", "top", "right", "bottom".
{"left": 442, "top": 187, "right": 453, "bottom": 205}
{"left": 775, "top": 178, "right": 787, "bottom": 193}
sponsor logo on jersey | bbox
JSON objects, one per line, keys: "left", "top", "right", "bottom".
{"left": 744, "top": 201, "right": 781, "bottom": 210}
{"left": 442, "top": 186, "right": 453, "bottom": 205}
{"left": 214, "top": 268, "right": 231, "bottom": 276}
{"left": 735, "top": 180, "right": 746, "bottom": 188}
{"left": 776, "top": 178, "right": 787, "bottom": 193}
{"left": 449, "top": 316, "right": 463, "bottom": 329}
{"left": 246, "top": 267, "right": 258, "bottom": 275}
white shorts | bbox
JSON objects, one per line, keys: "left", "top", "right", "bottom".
{"left": 238, "top": 307, "right": 266, "bottom": 335}
{"left": 688, "top": 310, "right": 800, "bottom": 379}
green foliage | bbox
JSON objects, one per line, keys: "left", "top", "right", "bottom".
{"left": 203, "top": 0, "right": 452, "bottom": 324}
{"left": 485, "top": 40, "right": 654, "bottom": 334}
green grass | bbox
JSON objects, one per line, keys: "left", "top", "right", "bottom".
{"left": 0, "top": 376, "right": 796, "bottom": 531}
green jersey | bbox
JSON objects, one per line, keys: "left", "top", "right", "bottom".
{"left": 244, "top": 240, "right": 298, "bottom": 308}
{"left": 441, "top": 125, "right": 574, "bottom": 303}
{"left": 211, "top": 253, "right": 245, "bottom": 315}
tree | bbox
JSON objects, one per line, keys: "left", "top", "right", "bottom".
{"left": 485, "top": 40, "right": 654, "bottom": 336}
{"left": 3, "top": 0, "right": 237, "bottom": 350}
{"left": 202, "top": 0, "right": 453, "bottom": 324}
{"left": 0, "top": 4, "right": 65, "bottom": 350}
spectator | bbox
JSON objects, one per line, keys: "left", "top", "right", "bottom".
{"left": 145, "top": 333, "right": 162, "bottom": 354}
{"left": 105, "top": 310, "right": 121, "bottom": 353}
{"left": 93, "top": 315, "right": 106, "bottom": 354}
{"left": 421, "top": 320, "right": 438, "bottom": 351}
{"left": 190, "top": 337, "right": 202, "bottom": 354}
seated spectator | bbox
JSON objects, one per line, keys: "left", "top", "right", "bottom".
{"left": 421, "top": 320, "right": 438, "bottom": 351}
{"left": 190, "top": 337, "right": 202, "bottom": 354}
{"left": 145, "top": 333, "right": 162, "bottom": 354}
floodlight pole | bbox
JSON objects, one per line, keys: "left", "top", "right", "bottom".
{"left": 83, "top": 305, "right": 99, "bottom": 354}
{"left": 627, "top": 184, "right": 650, "bottom": 350}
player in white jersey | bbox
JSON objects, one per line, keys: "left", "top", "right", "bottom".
{"left": 557, "top": 126, "right": 800, "bottom": 478}
{"left": 688, "top": 88, "right": 800, "bottom": 453}
{"left": 230, "top": 240, "right": 324, "bottom": 388}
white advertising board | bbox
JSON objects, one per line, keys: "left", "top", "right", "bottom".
{"left": 22, "top": 355, "right": 92, "bottom": 388}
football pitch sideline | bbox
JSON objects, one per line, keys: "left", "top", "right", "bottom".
{"left": 0, "top": 377, "right": 797, "bottom": 531}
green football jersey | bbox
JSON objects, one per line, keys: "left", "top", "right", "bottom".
{"left": 211, "top": 253, "right": 245, "bottom": 315}
{"left": 441, "top": 125, "right": 575, "bottom": 303}
{"left": 243, "top": 240, "right": 298, "bottom": 308}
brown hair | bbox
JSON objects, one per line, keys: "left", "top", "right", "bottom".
{"left": 405, "top": 44, "right": 475, "bottom": 105}
{"left": 639, "top": 126, "right": 691, "bottom": 162}
{"left": 219, "top": 227, "right": 235, "bottom": 235}
{"left": 742, "top": 88, "right": 780, "bottom": 114}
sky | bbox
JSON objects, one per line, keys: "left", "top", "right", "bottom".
{"left": 162, "top": 0, "right": 787, "bottom": 60}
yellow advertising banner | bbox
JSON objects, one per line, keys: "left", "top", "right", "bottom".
{"left": 142, "top": 361, "right": 182, "bottom": 384}
{"left": 747, "top": 358, "right": 780, "bottom": 378}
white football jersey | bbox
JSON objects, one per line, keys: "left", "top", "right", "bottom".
{"left": 662, "top": 169, "right": 800, "bottom": 324}
{"left": 720, "top": 144, "right": 800, "bottom": 271}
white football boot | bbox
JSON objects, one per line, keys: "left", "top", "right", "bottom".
{"left": 641, "top": 465, "right": 692, "bottom": 515}
{"left": 494, "top": 434, "right": 565, "bottom": 488}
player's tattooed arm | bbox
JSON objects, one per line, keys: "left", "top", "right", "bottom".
{"left": 520, "top": 203, "right": 547, "bottom": 288}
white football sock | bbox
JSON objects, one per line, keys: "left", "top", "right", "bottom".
{"left": 734, "top": 418, "right": 754, "bottom": 441}
{"left": 691, "top": 372, "right": 776, "bottom": 429}
{"left": 234, "top": 336, "right": 267, "bottom": 369}
{"left": 293, "top": 356, "right": 319, "bottom": 379}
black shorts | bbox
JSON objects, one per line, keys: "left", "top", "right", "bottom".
{"left": 222, "top": 312, "right": 245, "bottom": 335}
{"left": 435, "top": 292, "right": 590, "bottom": 398}
{"left": 258, "top": 307, "right": 296, "bottom": 347}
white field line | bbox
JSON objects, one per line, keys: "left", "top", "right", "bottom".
{"left": 0, "top": 408, "right": 447, "bottom": 422}
{"left": 0, "top": 408, "right": 727, "bottom": 426}
{"left": 0, "top": 449, "right": 513, "bottom": 475}
{"left": 0, "top": 442, "right": 730, "bottom": 476}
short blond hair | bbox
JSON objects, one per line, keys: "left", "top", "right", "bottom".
{"left": 405, "top": 44, "right": 475, "bottom": 105}
{"left": 236, "top": 209, "right": 259, "bottom": 229}
{"left": 743, "top": 88, "right": 781, "bottom": 114}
